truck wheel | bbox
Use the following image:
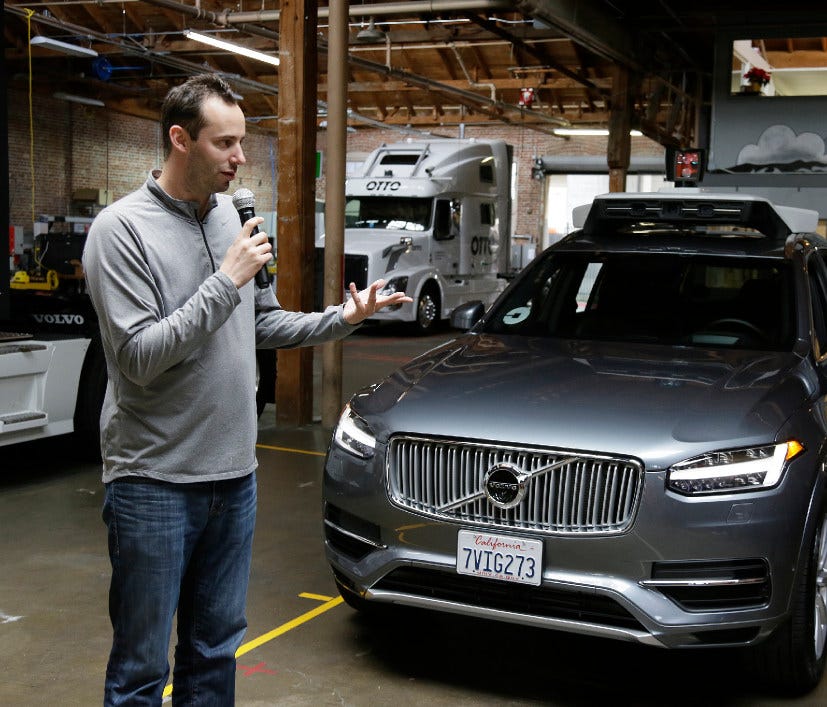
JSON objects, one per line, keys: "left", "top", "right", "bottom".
{"left": 747, "top": 497, "right": 827, "bottom": 695}
{"left": 412, "top": 284, "right": 440, "bottom": 335}
{"left": 73, "top": 336, "right": 107, "bottom": 461}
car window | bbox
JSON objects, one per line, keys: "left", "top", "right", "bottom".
{"left": 576, "top": 262, "right": 602, "bottom": 311}
{"left": 807, "top": 251, "right": 827, "bottom": 359}
{"left": 484, "top": 252, "right": 794, "bottom": 350}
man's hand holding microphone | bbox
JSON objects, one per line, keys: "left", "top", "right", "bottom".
{"left": 221, "top": 188, "right": 272, "bottom": 289}
{"left": 219, "top": 214, "right": 272, "bottom": 289}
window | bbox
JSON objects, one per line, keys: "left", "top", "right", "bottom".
{"left": 434, "top": 200, "right": 455, "bottom": 241}
{"left": 808, "top": 252, "right": 827, "bottom": 358}
{"left": 379, "top": 153, "right": 421, "bottom": 166}
{"left": 344, "top": 196, "right": 432, "bottom": 232}
{"left": 484, "top": 251, "right": 794, "bottom": 350}
{"left": 730, "top": 37, "right": 827, "bottom": 97}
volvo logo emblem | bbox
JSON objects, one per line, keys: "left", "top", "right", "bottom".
{"left": 484, "top": 462, "right": 530, "bottom": 510}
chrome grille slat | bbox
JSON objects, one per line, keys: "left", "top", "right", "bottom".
{"left": 387, "top": 437, "right": 643, "bottom": 535}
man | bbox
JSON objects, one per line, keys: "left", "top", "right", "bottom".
{"left": 82, "top": 73, "right": 411, "bottom": 706}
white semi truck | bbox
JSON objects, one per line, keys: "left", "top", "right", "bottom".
{"left": 316, "top": 138, "right": 515, "bottom": 333}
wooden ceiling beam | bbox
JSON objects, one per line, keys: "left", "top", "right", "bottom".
{"left": 80, "top": 3, "right": 119, "bottom": 37}
{"left": 325, "top": 76, "right": 610, "bottom": 93}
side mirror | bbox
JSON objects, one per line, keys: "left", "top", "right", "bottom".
{"left": 450, "top": 300, "right": 485, "bottom": 330}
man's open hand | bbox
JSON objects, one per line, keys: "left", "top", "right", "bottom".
{"left": 342, "top": 280, "right": 413, "bottom": 325}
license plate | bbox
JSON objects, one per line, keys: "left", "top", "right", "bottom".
{"left": 456, "top": 530, "right": 542, "bottom": 586}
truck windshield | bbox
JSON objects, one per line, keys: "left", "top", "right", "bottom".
{"left": 345, "top": 197, "right": 432, "bottom": 232}
{"left": 483, "top": 251, "right": 795, "bottom": 351}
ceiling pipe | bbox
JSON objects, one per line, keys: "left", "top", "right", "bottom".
{"left": 4, "top": 5, "right": 280, "bottom": 96}
{"left": 340, "top": 48, "right": 569, "bottom": 127}
{"left": 225, "top": 0, "right": 514, "bottom": 24}
{"left": 136, "top": 0, "right": 570, "bottom": 128}
{"left": 10, "top": 2, "right": 570, "bottom": 130}
{"left": 512, "top": 0, "right": 648, "bottom": 72}
{"left": 450, "top": 43, "right": 496, "bottom": 102}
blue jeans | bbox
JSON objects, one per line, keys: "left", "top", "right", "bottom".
{"left": 102, "top": 473, "right": 257, "bottom": 706}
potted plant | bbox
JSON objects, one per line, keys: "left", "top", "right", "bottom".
{"left": 743, "top": 67, "right": 771, "bottom": 93}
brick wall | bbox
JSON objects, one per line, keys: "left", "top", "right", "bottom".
{"left": 7, "top": 87, "right": 279, "bottom": 227}
{"left": 8, "top": 87, "right": 663, "bottom": 246}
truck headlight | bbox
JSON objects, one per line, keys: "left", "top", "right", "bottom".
{"left": 380, "top": 277, "right": 408, "bottom": 311}
{"left": 333, "top": 404, "right": 376, "bottom": 458}
{"left": 380, "top": 276, "right": 408, "bottom": 295}
{"left": 667, "top": 441, "right": 804, "bottom": 495}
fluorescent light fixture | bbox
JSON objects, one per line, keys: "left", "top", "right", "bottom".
{"left": 31, "top": 35, "right": 98, "bottom": 58}
{"left": 183, "top": 30, "right": 279, "bottom": 67}
{"left": 554, "top": 128, "right": 644, "bottom": 137}
{"left": 54, "top": 92, "right": 105, "bottom": 107}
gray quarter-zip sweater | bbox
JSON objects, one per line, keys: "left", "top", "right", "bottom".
{"left": 83, "top": 172, "right": 357, "bottom": 483}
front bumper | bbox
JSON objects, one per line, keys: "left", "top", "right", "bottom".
{"left": 322, "top": 444, "right": 814, "bottom": 649}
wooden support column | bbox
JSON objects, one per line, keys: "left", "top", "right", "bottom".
{"left": 321, "top": 0, "right": 349, "bottom": 429}
{"left": 276, "top": 0, "right": 318, "bottom": 426}
{"left": 607, "top": 65, "right": 631, "bottom": 193}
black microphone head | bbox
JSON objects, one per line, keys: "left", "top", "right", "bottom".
{"left": 232, "top": 188, "right": 256, "bottom": 210}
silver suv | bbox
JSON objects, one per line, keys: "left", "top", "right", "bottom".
{"left": 323, "top": 190, "right": 827, "bottom": 695}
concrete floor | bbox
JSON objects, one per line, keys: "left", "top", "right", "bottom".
{"left": 1, "top": 325, "right": 827, "bottom": 706}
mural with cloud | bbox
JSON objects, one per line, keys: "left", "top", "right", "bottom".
{"left": 726, "top": 125, "right": 827, "bottom": 173}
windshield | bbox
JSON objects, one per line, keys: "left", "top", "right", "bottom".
{"left": 483, "top": 251, "right": 795, "bottom": 350}
{"left": 345, "top": 196, "right": 432, "bottom": 231}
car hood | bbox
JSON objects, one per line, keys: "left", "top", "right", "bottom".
{"left": 356, "top": 335, "right": 815, "bottom": 469}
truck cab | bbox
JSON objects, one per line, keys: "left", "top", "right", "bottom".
{"left": 316, "top": 138, "right": 514, "bottom": 333}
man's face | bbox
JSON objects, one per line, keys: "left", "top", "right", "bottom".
{"left": 184, "top": 96, "right": 247, "bottom": 197}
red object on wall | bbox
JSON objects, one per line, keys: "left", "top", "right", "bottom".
{"left": 518, "top": 88, "right": 535, "bottom": 108}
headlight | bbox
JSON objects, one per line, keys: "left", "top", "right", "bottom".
{"left": 667, "top": 441, "right": 804, "bottom": 496}
{"left": 380, "top": 277, "right": 409, "bottom": 311}
{"left": 333, "top": 404, "right": 376, "bottom": 458}
{"left": 380, "top": 276, "right": 408, "bottom": 296}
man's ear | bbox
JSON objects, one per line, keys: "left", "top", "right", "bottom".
{"left": 168, "top": 125, "right": 189, "bottom": 153}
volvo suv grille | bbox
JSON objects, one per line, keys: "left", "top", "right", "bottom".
{"left": 387, "top": 436, "right": 643, "bottom": 535}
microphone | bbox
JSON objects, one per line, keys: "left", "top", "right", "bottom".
{"left": 231, "top": 188, "right": 271, "bottom": 289}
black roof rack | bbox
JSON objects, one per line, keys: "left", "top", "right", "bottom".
{"left": 576, "top": 192, "right": 817, "bottom": 241}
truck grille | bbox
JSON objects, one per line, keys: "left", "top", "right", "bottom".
{"left": 387, "top": 436, "right": 642, "bottom": 535}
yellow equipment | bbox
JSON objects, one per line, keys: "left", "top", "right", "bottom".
{"left": 10, "top": 269, "right": 60, "bottom": 291}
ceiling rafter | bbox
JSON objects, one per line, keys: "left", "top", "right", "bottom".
{"left": 12, "top": 1, "right": 818, "bottom": 146}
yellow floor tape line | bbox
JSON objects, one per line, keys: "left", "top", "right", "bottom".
{"left": 162, "top": 593, "right": 343, "bottom": 699}
{"left": 255, "top": 443, "right": 325, "bottom": 457}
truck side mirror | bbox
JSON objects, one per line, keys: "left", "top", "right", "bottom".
{"left": 450, "top": 300, "right": 485, "bottom": 330}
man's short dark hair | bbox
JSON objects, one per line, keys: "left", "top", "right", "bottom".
{"left": 160, "top": 73, "right": 239, "bottom": 158}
